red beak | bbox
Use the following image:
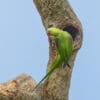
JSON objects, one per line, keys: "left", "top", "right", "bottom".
{"left": 47, "top": 32, "right": 50, "bottom": 36}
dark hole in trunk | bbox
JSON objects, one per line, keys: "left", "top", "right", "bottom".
{"left": 63, "top": 25, "right": 79, "bottom": 40}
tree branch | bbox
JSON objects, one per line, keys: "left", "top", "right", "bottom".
{"left": 0, "top": 0, "right": 83, "bottom": 100}
{"left": 33, "top": 0, "right": 83, "bottom": 100}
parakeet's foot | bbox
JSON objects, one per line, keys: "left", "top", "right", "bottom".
{"left": 67, "top": 63, "right": 71, "bottom": 68}
{"left": 62, "top": 62, "right": 71, "bottom": 69}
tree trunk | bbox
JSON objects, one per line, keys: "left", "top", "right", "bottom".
{"left": 0, "top": 0, "right": 83, "bottom": 100}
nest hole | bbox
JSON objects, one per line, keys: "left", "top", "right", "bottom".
{"left": 63, "top": 25, "right": 79, "bottom": 40}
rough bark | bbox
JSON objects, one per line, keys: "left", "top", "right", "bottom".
{"left": 0, "top": 0, "right": 83, "bottom": 100}
{"left": 33, "top": 0, "right": 83, "bottom": 100}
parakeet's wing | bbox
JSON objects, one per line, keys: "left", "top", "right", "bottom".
{"left": 57, "top": 32, "right": 73, "bottom": 68}
{"left": 56, "top": 32, "right": 73, "bottom": 62}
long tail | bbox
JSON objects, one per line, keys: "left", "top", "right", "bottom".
{"left": 33, "top": 55, "right": 62, "bottom": 91}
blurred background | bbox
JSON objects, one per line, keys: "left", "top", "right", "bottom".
{"left": 0, "top": 0, "right": 99, "bottom": 100}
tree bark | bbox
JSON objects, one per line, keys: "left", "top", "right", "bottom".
{"left": 33, "top": 0, "right": 83, "bottom": 100}
{"left": 0, "top": 0, "right": 83, "bottom": 100}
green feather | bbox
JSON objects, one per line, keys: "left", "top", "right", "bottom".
{"left": 33, "top": 27, "right": 73, "bottom": 90}
{"left": 33, "top": 55, "right": 62, "bottom": 90}
{"left": 48, "top": 27, "right": 73, "bottom": 66}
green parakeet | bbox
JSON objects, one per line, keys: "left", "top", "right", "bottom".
{"left": 33, "top": 27, "right": 73, "bottom": 90}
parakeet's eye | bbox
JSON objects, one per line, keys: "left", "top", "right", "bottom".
{"left": 63, "top": 25, "right": 79, "bottom": 40}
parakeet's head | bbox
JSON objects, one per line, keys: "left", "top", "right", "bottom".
{"left": 47, "top": 27, "right": 62, "bottom": 37}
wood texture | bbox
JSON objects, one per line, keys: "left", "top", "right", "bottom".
{"left": 33, "top": 0, "right": 83, "bottom": 100}
{"left": 0, "top": 0, "right": 83, "bottom": 100}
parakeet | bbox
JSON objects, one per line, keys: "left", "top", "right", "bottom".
{"left": 33, "top": 27, "right": 73, "bottom": 90}
{"left": 47, "top": 27, "right": 73, "bottom": 68}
